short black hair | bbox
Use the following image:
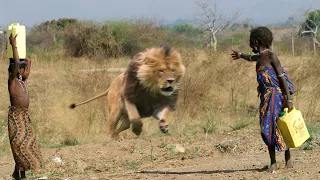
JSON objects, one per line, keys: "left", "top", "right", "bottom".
{"left": 8, "top": 64, "right": 26, "bottom": 74}
{"left": 250, "top": 27, "right": 273, "bottom": 48}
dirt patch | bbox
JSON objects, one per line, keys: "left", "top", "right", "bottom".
{"left": 1, "top": 127, "right": 319, "bottom": 180}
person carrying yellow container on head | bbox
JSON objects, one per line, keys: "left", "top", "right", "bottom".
{"left": 6, "top": 23, "right": 44, "bottom": 180}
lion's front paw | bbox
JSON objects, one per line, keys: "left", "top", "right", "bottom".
{"left": 132, "top": 121, "right": 143, "bottom": 136}
{"left": 159, "top": 119, "right": 169, "bottom": 133}
{"left": 160, "top": 125, "right": 169, "bottom": 133}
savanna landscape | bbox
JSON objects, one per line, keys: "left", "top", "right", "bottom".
{"left": 1, "top": 3, "right": 320, "bottom": 180}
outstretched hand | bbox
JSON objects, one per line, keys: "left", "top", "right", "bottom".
{"left": 231, "top": 50, "right": 241, "bottom": 60}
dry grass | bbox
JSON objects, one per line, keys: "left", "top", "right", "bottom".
{"left": 0, "top": 46, "right": 319, "bottom": 153}
{"left": 0, "top": 50, "right": 130, "bottom": 150}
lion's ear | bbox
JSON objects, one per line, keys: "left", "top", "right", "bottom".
{"left": 141, "top": 57, "right": 157, "bottom": 65}
{"left": 134, "top": 53, "right": 150, "bottom": 64}
{"left": 133, "top": 53, "right": 142, "bottom": 60}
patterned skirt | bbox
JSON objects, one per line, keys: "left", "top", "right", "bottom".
{"left": 8, "top": 106, "right": 44, "bottom": 171}
{"left": 256, "top": 65, "right": 295, "bottom": 152}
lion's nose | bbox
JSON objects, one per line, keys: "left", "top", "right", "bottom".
{"left": 167, "top": 79, "right": 174, "bottom": 84}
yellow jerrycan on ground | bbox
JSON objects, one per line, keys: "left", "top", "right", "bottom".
{"left": 277, "top": 107, "right": 310, "bottom": 148}
{"left": 6, "top": 23, "right": 26, "bottom": 59}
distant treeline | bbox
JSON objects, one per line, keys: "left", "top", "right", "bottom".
{"left": 1, "top": 16, "right": 319, "bottom": 59}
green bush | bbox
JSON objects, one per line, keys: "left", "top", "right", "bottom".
{"left": 63, "top": 19, "right": 166, "bottom": 58}
{"left": 26, "top": 18, "right": 206, "bottom": 59}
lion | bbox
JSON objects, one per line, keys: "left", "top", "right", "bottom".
{"left": 69, "top": 46, "right": 185, "bottom": 138}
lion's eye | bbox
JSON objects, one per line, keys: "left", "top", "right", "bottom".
{"left": 158, "top": 70, "right": 164, "bottom": 73}
{"left": 172, "top": 69, "right": 176, "bottom": 72}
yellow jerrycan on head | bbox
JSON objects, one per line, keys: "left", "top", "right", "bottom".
{"left": 277, "top": 107, "right": 310, "bottom": 148}
{"left": 6, "top": 23, "right": 26, "bottom": 59}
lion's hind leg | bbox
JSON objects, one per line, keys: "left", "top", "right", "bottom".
{"left": 108, "top": 107, "right": 131, "bottom": 139}
{"left": 113, "top": 116, "right": 131, "bottom": 138}
{"left": 107, "top": 106, "right": 125, "bottom": 139}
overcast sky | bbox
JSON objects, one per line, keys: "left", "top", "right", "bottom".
{"left": 1, "top": 0, "right": 320, "bottom": 28}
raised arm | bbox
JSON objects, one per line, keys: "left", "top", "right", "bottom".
{"left": 270, "top": 52, "right": 293, "bottom": 111}
{"left": 22, "top": 57, "right": 32, "bottom": 81}
{"left": 8, "top": 34, "right": 20, "bottom": 84}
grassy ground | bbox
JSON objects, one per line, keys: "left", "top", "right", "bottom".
{"left": 0, "top": 47, "right": 319, "bottom": 179}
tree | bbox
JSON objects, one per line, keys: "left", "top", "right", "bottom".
{"left": 174, "top": 24, "right": 194, "bottom": 33}
{"left": 173, "top": 24, "right": 203, "bottom": 36}
{"left": 287, "top": 8, "right": 320, "bottom": 56}
{"left": 286, "top": 11, "right": 307, "bottom": 56}
{"left": 303, "top": 10, "right": 320, "bottom": 35}
{"left": 300, "top": 9, "right": 320, "bottom": 55}
{"left": 195, "top": 0, "right": 240, "bottom": 51}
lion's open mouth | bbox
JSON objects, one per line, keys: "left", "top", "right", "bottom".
{"left": 161, "top": 87, "right": 174, "bottom": 92}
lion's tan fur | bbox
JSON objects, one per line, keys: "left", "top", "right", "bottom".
{"left": 70, "top": 46, "right": 185, "bottom": 138}
{"left": 135, "top": 47, "right": 184, "bottom": 94}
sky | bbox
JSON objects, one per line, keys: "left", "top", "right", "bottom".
{"left": 1, "top": 0, "right": 320, "bottom": 28}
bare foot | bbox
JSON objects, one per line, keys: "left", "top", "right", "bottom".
{"left": 285, "top": 149, "right": 293, "bottom": 168}
{"left": 263, "top": 163, "right": 277, "bottom": 173}
{"left": 285, "top": 158, "right": 293, "bottom": 168}
{"left": 20, "top": 170, "right": 27, "bottom": 180}
{"left": 12, "top": 171, "right": 20, "bottom": 180}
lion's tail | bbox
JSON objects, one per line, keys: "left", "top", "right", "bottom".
{"left": 69, "top": 88, "right": 109, "bottom": 109}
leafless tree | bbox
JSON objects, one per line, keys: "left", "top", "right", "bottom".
{"left": 286, "top": 11, "right": 306, "bottom": 56}
{"left": 300, "top": 11, "right": 320, "bottom": 56}
{"left": 287, "top": 8, "right": 320, "bottom": 56}
{"left": 195, "top": 0, "right": 241, "bottom": 52}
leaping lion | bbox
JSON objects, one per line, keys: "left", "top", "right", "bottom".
{"left": 69, "top": 46, "right": 185, "bottom": 138}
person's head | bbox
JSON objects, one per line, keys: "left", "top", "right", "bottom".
{"left": 249, "top": 26, "right": 273, "bottom": 53}
{"left": 8, "top": 60, "right": 27, "bottom": 78}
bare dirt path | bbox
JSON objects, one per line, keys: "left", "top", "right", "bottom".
{"left": 1, "top": 128, "right": 319, "bottom": 180}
